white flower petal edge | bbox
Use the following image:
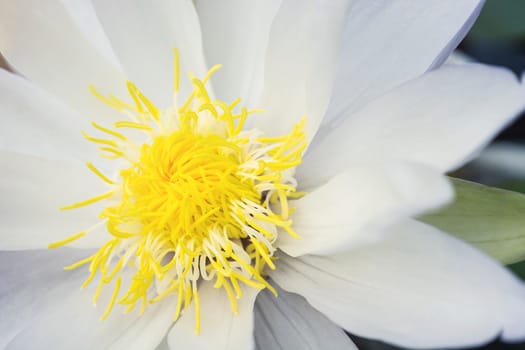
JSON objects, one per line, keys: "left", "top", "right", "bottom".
{"left": 270, "top": 219, "right": 525, "bottom": 349}
{"left": 0, "top": 69, "right": 95, "bottom": 162}
{"left": 102, "top": 296, "right": 178, "bottom": 350}
{"left": 195, "top": 0, "right": 281, "bottom": 108}
{"left": 0, "top": 0, "right": 126, "bottom": 120}
{"left": 321, "top": 0, "right": 484, "bottom": 129}
{"left": 278, "top": 162, "right": 452, "bottom": 257}
{"left": 1, "top": 249, "right": 175, "bottom": 350}
{"left": 0, "top": 249, "right": 86, "bottom": 349}
{"left": 61, "top": 0, "right": 121, "bottom": 69}
{"left": 155, "top": 339, "right": 170, "bottom": 350}
{"left": 300, "top": 63, "right": 525, "bottom": 189}
{"left": 254, "top": 285, "right": 358, "bottom": 350}
{"left": 0, "top": 152, "right": 107, "bottom": 250}
{"left": 92, "top": 0, "right": 208, "bottom": 105}
{"left": 167, "top": 283, "right": 259, "bottom": 350}
{"left": 253, "top": 0, "right": 351, "bottom": 143}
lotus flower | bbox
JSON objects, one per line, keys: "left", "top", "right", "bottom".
{"left": 1, "top": 1, "right": 525, "bottom": 349}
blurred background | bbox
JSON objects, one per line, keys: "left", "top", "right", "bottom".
{"left": 1, "top": 1, "right": 524, "bottom": 349}
{"left": 457, "top": 0, "right": 525, "bottom": 286}
{"left": 353, "top": 1, "right": 525, "bottom": 349}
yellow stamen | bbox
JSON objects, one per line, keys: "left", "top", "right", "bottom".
{"left": 86, "top": 162, "right": 114, "bottom": 185}
{"left": 114, "top": 121, "right": 152, "bottom": 131}
{"left": 82, "top": 132, "right": 118, "bottom": 148}
{"left": 101, "top": 277, "right": 121, "bottom": 320}
{"left": 98, "top": 147, "right": 125, "bottom": 158}
{"left": 193, "top": 283, "right": 201, "bottom": 334}
{"left": 48, "top": 231, "right": 87, "bottom": 249}
{"left": 60, "top": 191, "right": 114, "bottom": 210}
{"left": 91, "top": 121, "right": 127, "bottom": 141}
{"left": 126, "top": 81, "right": 160, "bottom": 120}
{"left": 173, "top": 47, "right": 180, "bottom": 94}
{"left": 90, "top": 85, "right": 124, "bottom": 111}
{"left": 64, "top": 255, "right": 94, "bottom": 270}
{"left": 54, "top": 48, "right": 307, "bottom": 332}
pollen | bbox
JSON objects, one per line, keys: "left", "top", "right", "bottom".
{"left": 50, "top": 49, "right": 306, "bottom": 332}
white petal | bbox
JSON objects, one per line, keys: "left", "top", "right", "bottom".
{"left": 301, "top": 64, "right": 525, "bottom": 188}
{"left": 92, "top": 0, "right": 208, "bottom": 105}
{"left": 168, "top": 282, "right": 259, "bottom": 350}
{"left": 0, "top": 249, "right": 87, "bottom": 349}
{"left": 0, "top": 69, "right": 95, "bottom": 161}
{"left": 155, "top": 338, "right": 170, "bottom": 350}
{"left": 0, "top": 0, "right": 126, "bottom": 119}
{"left": 254, "top": 285, "right": 357, "bottom": 350}
{"left": 2, "top": 249, "right": 174, "bottom": 350}
{"left": 280, "top": 162, "right": 452, "bottom": 257}
{"left": 195, "top": 0, "right": 281, "bottom": 108}
{"left": 270, "top": 220, "right": 525, "bottom": 348}
{"left": 103, "top": 297, "right": 177, "bottom": 350}
{"left": 0, "top": 151, "right": 108, "bottom": 250}
{"left": 254, "top": 0, "right": 351, "bottom": 143}
{"left": 61, "top": 0, "right": 121, "bottom": 68}
{"left": 321, "top": 0, "right": 483, "bottom": 129}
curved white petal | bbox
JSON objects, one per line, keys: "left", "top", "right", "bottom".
{"left": 279, "top": 162, "right": 452, "bottom": 257}
{"left": 92, "top": 0, "right": 208, "bottom": 106}
{"left": 1, "top": 249, "right": 174, "bottom": 350}
{"left": 301, "top": 64, "right": 525, "bottom": 188}
{"left": 254, "top": 0, "right": 351, "bottom": 143}
{"left": 254, "top": 285, "right": 357, "bottom": 350}
{"left": 61, "top": 0, "right": 121, "bottom": 68}
{"left": 168, "top": 281, "right": 259, "bottom": 350}
{"left": 270, "top": 220, "right": 525, "bottom": 349}
{"left": 321, "top": 0, "right": 484, "bottom": 130}
{"left": 195, "top": 0, "right": 281, "bottom": 108}
{"left": 0, "top": 249, "right": 87, "bottom": 349}
{"left": 0, "top": 0, "right": 126, "bottom": 120}
{"left": 0, "top": 69, "right": 95, "bottom": 161}
{"left": 0, "top": 152, "right": 108, "bottom": 250}
{"left": 104, "top": 296, "right": 177, "bottom": 350}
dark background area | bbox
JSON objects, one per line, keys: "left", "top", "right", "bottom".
{"left": 459, "top": 0, "right": 525, "bottom": 286}
{"left": 460, "top": 0, "right": 525, "bottom": 142}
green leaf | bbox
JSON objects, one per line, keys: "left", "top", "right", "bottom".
{"left": 420, "top": 178, "right": 525, "bottom": 265}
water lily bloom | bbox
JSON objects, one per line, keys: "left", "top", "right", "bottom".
{"left": 1, "top": 0, "right": 525, "bottom": 349}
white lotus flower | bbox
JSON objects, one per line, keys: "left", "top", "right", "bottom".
{"left": 1, "top": 1, "right": 525, "bottom": 349}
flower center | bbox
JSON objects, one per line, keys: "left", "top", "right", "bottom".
{"left": 49, "top": 49, "right": 306, "bottom": 332}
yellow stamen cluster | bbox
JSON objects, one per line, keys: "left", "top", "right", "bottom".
{"left": 50, "top": 49, "right": 306, "bottom": 332}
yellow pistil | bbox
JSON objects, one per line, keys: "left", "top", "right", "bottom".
{"left": 52, "top": 48, "right": 306, "bottom": 332}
